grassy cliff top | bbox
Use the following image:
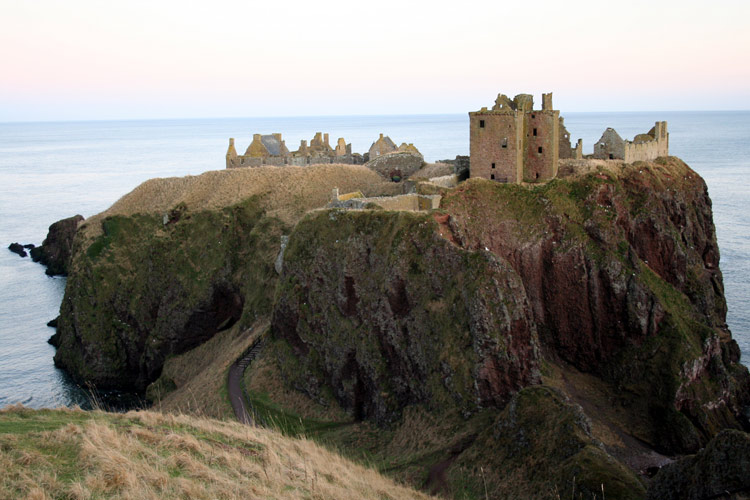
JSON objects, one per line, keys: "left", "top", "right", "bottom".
{"left": 83, "top": 164, "right": 396, "bottom": 237}
{"left": 0, "top": 405, "right": 432, "bottom": 500}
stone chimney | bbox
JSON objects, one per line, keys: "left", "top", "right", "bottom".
{"left": 324, "top": 133, "right": 330, "bottom": 147}
{"left": 542, "top": 93, "right": 553, "bottom": 111}
{"left": 226, "top": 138, "right": 237, "bottom": 158}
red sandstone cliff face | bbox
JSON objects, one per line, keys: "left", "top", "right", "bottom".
{"left": 440, "top": 158, "right": 749, "bottom": 453}
{"left": 271, "top": 211, "right": 540, "bottom": 425}
{"left": 270, "top": 158, "right": 749, "bottom": 456}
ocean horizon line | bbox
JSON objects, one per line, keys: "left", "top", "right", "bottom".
{"left": 2, "top": 109, "right": 750, "bottom": 126}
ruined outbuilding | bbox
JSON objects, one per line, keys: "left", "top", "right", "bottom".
{"left": 368, "top": 134, "right": 398, "bottom": 159}
{"left": 592, "top": 122, "right": 669, "bottom": 162}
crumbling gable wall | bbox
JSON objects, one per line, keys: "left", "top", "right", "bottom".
{"left": 593, "top": 128, "right": 626, "bottom": 160}
{"left": 365, "top": 151, "right": 424, "bottom": 181}
{"left": 368, "top": 133, "right": 398, "bottom": 159}
{"left": 559, "top": 118, "right": 575, "bottom": 159}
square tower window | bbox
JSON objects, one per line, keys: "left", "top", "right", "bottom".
{"left": 531, "top": 114, "right": 536, "bottom": 119}
{"left": 501, "top": 138, "right": 508, "bottom": 148}
{"left": 491, "top": 163, "right": 496, "bottom": 169}
{"left": 533, "top": 128, "right": 538, "bottom": 136}
{"left": 538, "top": 146, "right": 543, "bottom": 153}
{"left": 479, "top": 120, "right": 485, "bottom": 128}
{"left": 491, "top": 174, "right": 495, "bottom": 180}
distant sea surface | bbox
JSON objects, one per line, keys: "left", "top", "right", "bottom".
{"left": 1, "top": 112, "right": 749, "bottom": 409}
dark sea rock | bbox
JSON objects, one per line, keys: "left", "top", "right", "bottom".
{"left": 8, "top": 242, "right": 28, "bottom": 257}
{"left": 30, "top": 215, "right": 84, "bottom": 276}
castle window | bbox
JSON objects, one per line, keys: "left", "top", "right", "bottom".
{"left": 491, "top": 163, "right": 496, "bottom": 169}
{"left": 531, "top": 114, "right": 536, "bottom": 119}
{"left": 501, "top": 138, "right": 507, "bottom": 148}
{"left": 479, "top": 120, "right": 485, "bottom": 128}
{"left": 491, "top": 174, "right": 495, "bottom": 180}
{"left": 533, "top": 128, "right": 538, "bottom": 136}
{"left": 538, "top": 146, "right": 543, "bottom": 153}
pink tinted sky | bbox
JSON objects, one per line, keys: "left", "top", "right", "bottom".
{"left": 1, "top": 0, "right": 748, "bottom": 121}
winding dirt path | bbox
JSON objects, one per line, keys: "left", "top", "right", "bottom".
{"left": 228, "top": 338, "right": 265, "bottom": 425}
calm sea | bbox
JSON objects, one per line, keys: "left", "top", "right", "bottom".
{"left": 1, "top": 112, "right": 748, "bottom": 409}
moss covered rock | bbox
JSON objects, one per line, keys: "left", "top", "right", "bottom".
{"left": 647, "top": 429, "right": 750, "bottom": 500}
{"left": 451, "top": 386, "right": 646, "bottom": 500}
{"left": 271, "top": 209, "right": 540, "bottom": 425}
{"left": 54, "top": 196, "right": 283, "bottom": 390}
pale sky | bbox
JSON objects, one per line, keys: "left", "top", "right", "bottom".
{"left": 1, "top": 0, "right": 749, "bottom": 121}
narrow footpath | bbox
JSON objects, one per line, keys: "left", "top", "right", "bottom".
{"left": 227, "top": 338, "right": 265, "bottom": 425}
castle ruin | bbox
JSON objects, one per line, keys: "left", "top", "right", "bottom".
{"left": 469, "top": 92, "right": 668, "bottom": 183}
{"left": 226, "top": 132, "right": 364, "bottom": 168}
{"left": 226, "top": 132, "right": 423, "bottom": 176}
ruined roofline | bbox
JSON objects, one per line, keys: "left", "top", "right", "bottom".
{"left": 469, "top": 108, "right": 559, "bottom": 115}
{"left": 469, "top": 92, "right": 558, "bottom": 115}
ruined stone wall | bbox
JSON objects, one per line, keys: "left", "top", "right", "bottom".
{"left": 228, "top": 153, "right": 364, "bottom": 169}
{"left": 522, "top": 110, "right": 559, "bottom": 182}
{"left": 427, "top": 174, "right": 458, "bottom": 188}
{"left": 623, "top": 140, "right": 663, "bottom": 163}
{"left": 558, "top": 119, "right": 575, "bottom": 159}
{"left": 469, "top": 111, "right": 523, "bottom": 183}
{"left": 331, "top": 193, "right": 441, "bottom": 211}
{"left": 365, "top": 151, "right": 424, "bottom": 180}
{"left": 593, "top": 122, "right": 668, "bottom": 163}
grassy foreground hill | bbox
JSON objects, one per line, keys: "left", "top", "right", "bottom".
{"left": 0, "top": 405, "right": 433, "bottom": 500}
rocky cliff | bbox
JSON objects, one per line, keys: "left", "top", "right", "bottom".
{"left": 437, "top": 158, "right": 750, "bottom": 454}
{"left": 54, "top": 197, "right": 280, "bottom": 390}
{"left": 51, "top": 165, "right": 391, "bottom": 391}
{"left": 52, "top": 158, "right": 750, "bottom": 498}
{"left": 272, "top": 209, "right": 540, "bottom": 425}
{"left": 271, "top": 158, "right": 749, "bottom": 456}
{"left": 28, "top": 214, "right": 84, "bottom": 275}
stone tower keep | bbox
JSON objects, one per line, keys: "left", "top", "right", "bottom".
{"left": 469, "top": 92, "right": 560, "bottom": 183}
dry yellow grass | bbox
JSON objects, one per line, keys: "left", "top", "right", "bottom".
{"left": 81, "top": 164, "right": 394, "bottom": 238}
{"left": 0, "top": 406, "right": 435, "bottom": 500}
{"left": 151, "top": 320, "right": 267, "bottom": 420}
{"left": 408, "top": 163, "right": 454, "bottom": 180}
